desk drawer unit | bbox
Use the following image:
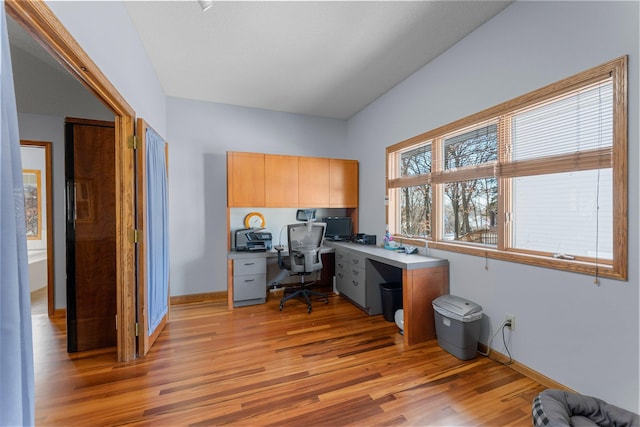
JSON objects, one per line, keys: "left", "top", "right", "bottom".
{"left": 336, "top": 249, "right": 383, "bottom": 315}
{"left": 335, "top": 249, "right": 366, "bottom": 309}
{"left": 233, "top": 257, "right": 266, "bottom": 307}
{"left": 349, "top": 252, "right": 365, "bottom": 269}
{"left": 345, "top": 264, "right": 366, "bottom": 306}
{"left": 335, "top": 250, "right": 349, "bottom": 290}
{"left": 348, "top": 252, "right": 366, "bottom": 307}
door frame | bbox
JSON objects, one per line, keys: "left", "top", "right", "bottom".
{"left": 6, "top": 0, "right": 137, "bottom": 361}
{"left": 20, "top": 140, "right": 54, "bottom": 316}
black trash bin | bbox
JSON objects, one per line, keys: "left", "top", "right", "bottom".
{"left": 380, "top": 282, "right": 403, "bottom": 322}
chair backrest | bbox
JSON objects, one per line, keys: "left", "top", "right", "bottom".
{"left": 287, "top": 222, "right": 326, "bottom": 274}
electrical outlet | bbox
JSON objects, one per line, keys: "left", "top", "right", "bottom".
{"left": 505, "top": 313, "right": 516, "bottom": 330}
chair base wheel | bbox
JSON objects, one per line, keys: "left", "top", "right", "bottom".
{"left": 278, "top": 285, "right": 328, "bottom": 314}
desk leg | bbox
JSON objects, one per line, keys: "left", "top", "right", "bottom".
{"left": 403, "top": 265, "right": 449, "bottom": 347}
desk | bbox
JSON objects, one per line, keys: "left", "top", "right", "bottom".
{"left": 228, "top": 243, "right": 449, "bottom": 348}
{"left": 227, "top": 247, "right": 335, "bottom": 307}
{"left": 325, "top": 242, "right": 449, "bottom": 348}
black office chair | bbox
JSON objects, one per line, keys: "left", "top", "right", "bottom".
{"left": 276, "top": 222, "right": 328, "bottom": 313}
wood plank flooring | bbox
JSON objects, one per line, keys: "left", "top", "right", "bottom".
{"left": 33, "top": 292, "right": 545, "bottom": 426}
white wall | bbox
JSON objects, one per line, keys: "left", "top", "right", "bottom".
{"left": 166, "top": 97, "right": 347, "bottom": 296}
{"left": 348, "top": 1, "right": 639, "bottom": 412}
{"left": 45, "top": 0, "right": 167, "bottom": 136}
{"left": 17, "top": 113, "right": 66, "bottom": 309}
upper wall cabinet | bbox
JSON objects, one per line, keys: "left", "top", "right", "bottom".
{"left": 298, "top": 157, "right": 330, "bottom": 207}
{"left": 227, "top": 151, "right": 358, "bottom": 209}
{"left": 265, "top": 154, "right": 298, "bottom": 207}
{"left": 227, "top": 152, "right": 265, "bottom": 207}
{"left": 330, "top": 159, "right": 358, "bottom": 208}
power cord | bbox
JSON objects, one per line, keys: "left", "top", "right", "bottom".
{"left": 478, "top": 319, "right": 513, "bottom": 365}
{"left": 477, "top": 319, "right": 506, "bottom": 357}
{"left": 500, "top": 322, "right": 513, "bottom": 365}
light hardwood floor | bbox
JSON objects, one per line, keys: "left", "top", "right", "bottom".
{"left": 33, "top": 292, "right": 545, "bottom": 426}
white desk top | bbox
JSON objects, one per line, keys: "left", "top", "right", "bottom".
{"left": 228, "top": 246, "right": 334, "bottom": 260}
{"left": 324, "top": 241, "right": 448, "bottom": 270}
{"left": 229, "top": 242, "right": 447, "bottom": 270}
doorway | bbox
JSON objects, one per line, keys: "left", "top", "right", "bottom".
{"left": 20, "top": 140, "right": 54, "bottom": 317}
{"left": 7, "top": 0, "right": 138, "bottom": 361}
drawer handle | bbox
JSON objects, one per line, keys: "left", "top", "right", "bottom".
{"left": 244, "top": 279, "right": 255, "bottom": 283}
{"left": 352, "top": 280, "right": 359, "bottom": 286}
{"left": 353, "top": 259, "right": 359, "bottom": 265}
{"left": 352, "top": 269, "right": 359, "bottom": 276}
{"left": 244, "top": 262, "right": 255, "bottom": 266}
{"left": 337, "top": 263, "right": 344, "bottom": 268}
{"left": 337, "top": 273, "right": 344, "bottom": 278}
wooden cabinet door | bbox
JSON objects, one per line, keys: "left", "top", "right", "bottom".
{"left": 298, "top": 157, "right": 330, "bottom": 207}
{"left": 330, "top": 159, "right": 359, "bottom": 207}
{"left": 265, "top": 154, "right": 298, "bottom": 207}
{"left": 227, "top": 152, "right": 265, "bottom": 207}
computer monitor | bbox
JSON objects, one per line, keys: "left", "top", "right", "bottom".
{"left": 323, "top": 216, "right": 352, "bottom": 241}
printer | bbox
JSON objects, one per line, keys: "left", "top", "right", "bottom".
{"left": 234, "top": 228, "right": 273, "bottom": 252}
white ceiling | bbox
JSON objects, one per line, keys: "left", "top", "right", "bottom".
{"left": 9, "top": 1, "right": 512, "bottom": 121}
{"left": 124, "top": 1, "right": 512, "bottom": 120}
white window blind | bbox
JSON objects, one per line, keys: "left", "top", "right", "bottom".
{"left": 509, "top": 78, "right": 613, "bottom": 260}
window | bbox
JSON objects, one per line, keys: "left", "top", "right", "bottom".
{"left": 440, "top": 123, "right": 498, "bottom": 245}
{"left": 395, "top": 144, "right": 432, "bottom": 237}
{"left": 386, "top": 57, "right": 627, "bottom": 280}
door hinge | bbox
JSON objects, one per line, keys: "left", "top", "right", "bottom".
{"left": 129, "top": 228, "right": 142, "bottom": 243}
{"left": 135, "top": 323, "right": 139, "bottom": 337}
{"left": 127, "top": 135, "right": 138, "bottom": 150}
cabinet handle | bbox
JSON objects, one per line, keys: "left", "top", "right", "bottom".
{"left": 244, "top": 279, "right": 255, "bottom": 283}
{"left": 337, "top": 273, "right": 344, "bottom": 278}
{"left": 244, "top": 262, "right": 255, "bottom": 266}
{"left": 352, "top": 269, "right": 359, "bottom": 276}
{"left": 337, "top": 263, "right": 344, "bottom": 268}
{"left": 352, "top": 259, "right": 359, "bottom": 265}
{"left": 352, "top": 280, "right": 359, "bottom": 286}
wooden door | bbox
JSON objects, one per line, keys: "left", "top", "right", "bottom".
{"left": 136, "top": 119, "right": 170, "bottom": 357}
{"left": 227, "top": 152, "right": 265, "bottom": 207}
{"left": 298, "top": 157, "right": 330, "bottom": 207}
{"left": 65, "top": 118, "right": 117, "bottom": 352}
{"left": 265, "top": 154, "right": 298, "bottom": 207}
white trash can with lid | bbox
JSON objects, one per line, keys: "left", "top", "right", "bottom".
{"left": 432, "top": 294, "right": 483, "bottom": 360}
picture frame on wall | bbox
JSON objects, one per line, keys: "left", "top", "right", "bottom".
{"left": 23, "top": 169, "right": 42, "bottom": 240}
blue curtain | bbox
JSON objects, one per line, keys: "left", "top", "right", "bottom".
{"left": 0, "top": 3, "right": 35, "bottom": 425}
{"left": 145, "top": 127, "right": 169, "bottom": 335}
